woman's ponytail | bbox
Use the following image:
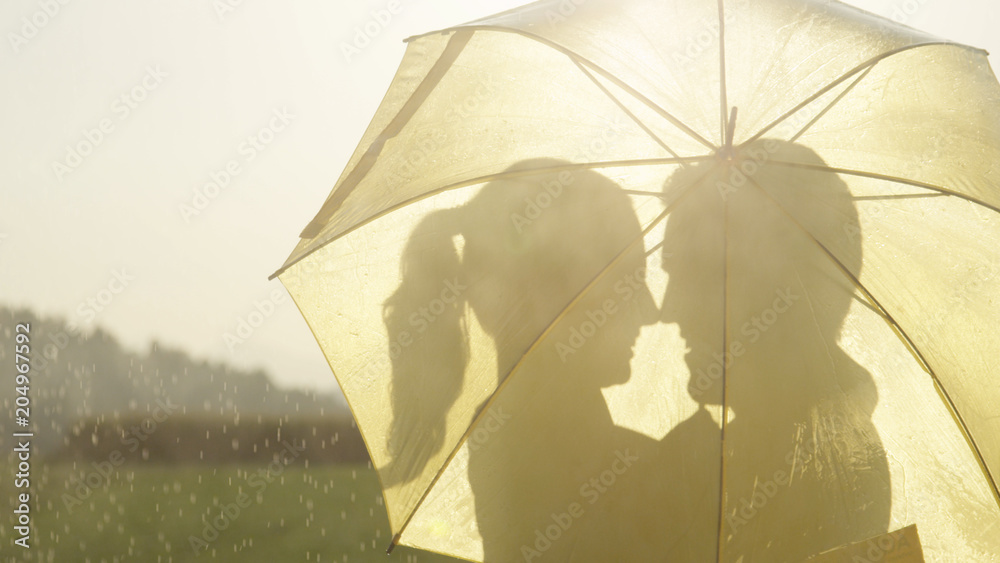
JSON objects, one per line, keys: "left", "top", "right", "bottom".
{"left": 381, "top": 207, "right": 469, "bottom": 486}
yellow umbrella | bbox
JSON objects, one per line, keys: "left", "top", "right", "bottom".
{"left": 272, "top": 0, "right": 1000, "bottom": 560}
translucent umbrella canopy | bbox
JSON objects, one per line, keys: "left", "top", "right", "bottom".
{"left": 273, "top": 0, "right": 1000, "bottom": 560}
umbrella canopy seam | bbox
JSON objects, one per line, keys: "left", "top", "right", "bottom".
{"left": 766, "top": 161, "right": 1000, "bottom": 217}
{"left": 716, "top": 161, "right": 732, "bottom": 563}
{"left": 571, "top": 58, "right": 686, "bottom": 161}
{"left": 784, "top": 66, "right": 875, "bottom": 144}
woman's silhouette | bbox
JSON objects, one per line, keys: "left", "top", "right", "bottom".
{"left": 381, "top": 159, "right": 666, "bottom": 561}
{"left": 659, "top": 140, "right": 892, "bottom": 561}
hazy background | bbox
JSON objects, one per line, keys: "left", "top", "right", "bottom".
{"left": 2, "top": 0, "right": 997, "bottom": 398}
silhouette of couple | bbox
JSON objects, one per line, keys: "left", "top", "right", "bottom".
{"left": 384, "top": 142, "right": 892, "bottom": 562}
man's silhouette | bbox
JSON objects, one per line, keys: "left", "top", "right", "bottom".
{"left": 659, "top": 140, "right": 892, "bottom": 561}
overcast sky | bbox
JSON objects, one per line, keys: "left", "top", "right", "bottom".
{"left": 2, "top": 0, "right": 997, "bottom": 395}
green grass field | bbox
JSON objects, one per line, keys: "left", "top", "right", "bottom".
{"left": 0, "top": 461, "right": 466, "bottom": 563}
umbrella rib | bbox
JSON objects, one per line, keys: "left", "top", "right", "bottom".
{"left": 716, "top": 168, "right": 731, "bottom": 563}
{"left": 716, "top": 1, "right": 732, "bottom": 554}
{"left": 766, "top": 160, "right": 1000, "bottom": 216}
{"left": 625, "top": 189, "right": 671, "bottom": 198}
{"left": 270, "top": 156, "right": 712, "bottom": 279}
{"left": 571, "top": 58, "right": 686, "bottom": 162}
{"left": 416, "top": 25, "right": 718, "bottom": 151}
{"left": 746, "top": 175, "right": 1000, "bottom": 514}
{"left": 389, "top": 166, "right": 717, "bottom": 545}
{"left": 717, "top": 0, "right": 730, "bottom": 150}
{"left": 852, "top": 193, "right": 946, "bottom": 201}
{"left": 787, "top": 65, "right": 874, "bottom": 143}
{"left": 742, "top": 41, "right": 972, "bottom": 146}
{"left": 561, "top": 53, "right": 716, "bottom": 151}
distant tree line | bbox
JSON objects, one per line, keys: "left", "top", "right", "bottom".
{"left": 0, "top": 306, "right": 369, "bottom": 464}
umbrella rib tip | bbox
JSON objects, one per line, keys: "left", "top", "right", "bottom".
{"left": 386, "top": 533, "right": 402, "bottom": 555}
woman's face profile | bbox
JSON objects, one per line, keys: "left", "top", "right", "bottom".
{"left": 553, "top": 257, "right": 659, "bottom": 387}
